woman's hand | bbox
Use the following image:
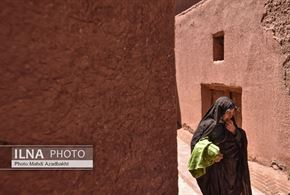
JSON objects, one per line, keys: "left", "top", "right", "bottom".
{"left": 214, "top": 153, "right": 223, "bottom": 162}
{"left": 225, "top": 119, "right": 236, "bottom": 134}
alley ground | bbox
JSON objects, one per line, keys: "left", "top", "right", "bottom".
{"left": 177, "top": 128, "right": 290, "bottom": 195}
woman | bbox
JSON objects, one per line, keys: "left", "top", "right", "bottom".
{"left": 190, "top": 96, "right": 252, "bottom": 195}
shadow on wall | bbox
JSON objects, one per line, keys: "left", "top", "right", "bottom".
{"left": 176, "top": 87, "right": 182, "bottom": 129}
{"left": 175, "top": 0, "right": 202, "bottom": 15}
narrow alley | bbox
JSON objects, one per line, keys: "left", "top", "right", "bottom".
{"left": 177, "top": 128, "right": 290, "bottom": 195}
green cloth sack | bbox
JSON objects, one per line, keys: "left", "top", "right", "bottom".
{"left": 188, "top": 137, "right": 220, "bottom": 178}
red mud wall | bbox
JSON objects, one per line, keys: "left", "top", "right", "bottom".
{"left": 0, "top": 1, "right": 178, "bottom": 194}
{"left": 261, "top": 0, "right": 290, "bottom": 170}
{"left": 175, "top": 0, "right": 290, "bottom": 169}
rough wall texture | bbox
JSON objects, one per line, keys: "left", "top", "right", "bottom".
{"left": 260, "top": 0, "right": 290, "bottom": 170}
{"left": 261, "top": 0, "right": 290, "bottom": 95}
{"left": 0, "top": 1, "right": 178, "bottom": 194}
{"left": 175, "top": 0, "right": 290, "bottom": 169}
{"left": 261, "top": 0, "right": 290, "bottom": 54}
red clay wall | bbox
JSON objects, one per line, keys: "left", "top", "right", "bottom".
{"left": 0, "top": 1, "right": 178, "bottom": 194}
{"left": 261, "top": 0, "right": 290, "bottom": 171}
{"left": 175, "top": 0, "right": 290, "bottom": 169}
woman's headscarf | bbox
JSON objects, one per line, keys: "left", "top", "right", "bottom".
{"left": 190, "top": 96, "right": 237, "bottom": 151}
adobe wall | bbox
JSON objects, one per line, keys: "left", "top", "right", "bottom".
{"left": 175, "top": 0, "right": 290, "bottom": 168}
{"left": 0, "top": 1, "right": 178, "bottom": 194}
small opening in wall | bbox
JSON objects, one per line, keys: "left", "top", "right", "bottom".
{"left": 213, "top": 31, "right": 224, "bottom": 61}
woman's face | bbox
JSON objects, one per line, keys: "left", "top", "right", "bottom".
{"left": 222, "top": 108, "right": 236, "bottom": 121}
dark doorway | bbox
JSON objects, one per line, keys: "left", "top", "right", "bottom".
{"left": 201, "top": 83, "right": 242, "bottom": 127}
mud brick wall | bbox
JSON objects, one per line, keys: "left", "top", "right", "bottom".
{"left": 175, "top": 0, "right": 290, "bottom": 169}
{"left": 261, "top": 0, "right": 290, "bottom": 169}
{"left": 262, "top": 0, "right": 290, "bottom": 94}
{"left": 0, "top": 1, "right": 178, "bottom": 194}
{"left": 261, "top": 0, "right": 290, "bottom": 54}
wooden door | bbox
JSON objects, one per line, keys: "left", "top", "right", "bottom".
{"left": 201, "top": 84, "right": 242, "bottom": 127}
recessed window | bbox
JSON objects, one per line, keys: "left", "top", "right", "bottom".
{"left": 213, "top": 31, "right": 224, "bottom": 61}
